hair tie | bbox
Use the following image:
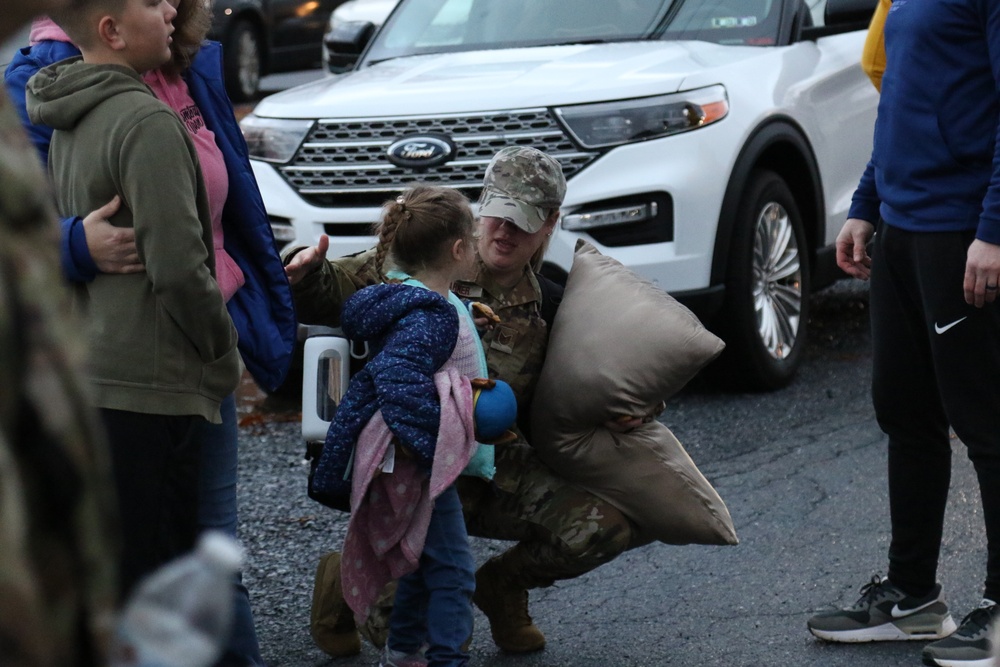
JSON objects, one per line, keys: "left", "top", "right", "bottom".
{"left": 395, "top": 195, "right": 411, "bottom": 221}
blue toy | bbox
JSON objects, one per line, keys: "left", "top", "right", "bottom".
{"left": 472, "top": 379, "right": 517, "bottom": 441}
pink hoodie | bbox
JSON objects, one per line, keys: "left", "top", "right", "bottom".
{"left": 30, "top": 17, "right": 245, "bottom": 301}
{"left": 30, "top": 17, "right": 65, "bottom": 44}
{"left": 144, "top": 70, "right": 245, "bottom": 301}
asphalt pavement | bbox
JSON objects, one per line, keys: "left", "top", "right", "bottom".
{"left": 234, "top": 278, "right": 990, "bottom": 667}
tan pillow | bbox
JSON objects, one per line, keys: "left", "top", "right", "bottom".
{"left": 530, "top": 241, "right": 736, "bottom": 546}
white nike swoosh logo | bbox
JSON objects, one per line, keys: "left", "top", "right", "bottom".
{"left": 934, "top": 317, "right": 968, "bottom": 334}
{"left": 891, "top": 599, "right": 938, "bottom": 618}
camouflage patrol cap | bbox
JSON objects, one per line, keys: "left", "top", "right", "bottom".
{"left": 478, "top": 147, "right": 567, "bottom": 234}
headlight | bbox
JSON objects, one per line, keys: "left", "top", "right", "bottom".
{"left": 239, "top": 114, "right": 314, "bottom": 164}
{"left": 563, "top": 201, "right": 658, "bottom": 232}
{"left": 554, "top": 85, "right": 729, "bottom": 149}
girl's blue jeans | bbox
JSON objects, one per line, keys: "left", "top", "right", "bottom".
{"left": 387, "top": 484, "right": 475, "bottom": 667}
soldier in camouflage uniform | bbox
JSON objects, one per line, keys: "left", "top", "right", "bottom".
{"left": 287, "top": 147, "right": 635, "bottom": 655}
{"left": 0, "top": 3, "right": 120, "bottom": 664}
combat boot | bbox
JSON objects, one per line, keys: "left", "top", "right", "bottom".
{"left": 310, "top": 551, "right": 362, "bottom": 657}
{"left": 359, "top": 580, "right": 395, "bottom": 649}
{"left": 323, "top": 611, "right": 362, "bottom": 657}
{"left": 473, "top": 558, "right": 546, "bottom": 653}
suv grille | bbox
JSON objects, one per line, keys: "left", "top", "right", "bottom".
{"left": 279, "top": 109, "right": 599, "bottom": 208}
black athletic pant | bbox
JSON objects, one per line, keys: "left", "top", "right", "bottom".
{"left": 870, "top": 221, "right": 1000, "bottom": 602}
{"left": 100, "top": 408, "right": 201, "bottom": 599}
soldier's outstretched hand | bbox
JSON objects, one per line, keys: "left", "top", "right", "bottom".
{"left": 286, "top": 234, "right": 330, "bottom": 285}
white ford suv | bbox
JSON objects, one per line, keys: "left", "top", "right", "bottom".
{"left": 241, "top": 0, "right": 879, "bottom": 389}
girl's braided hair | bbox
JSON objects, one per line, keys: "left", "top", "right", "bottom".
{"left": 373, "top": 186, "right": 475, "bottom": 276}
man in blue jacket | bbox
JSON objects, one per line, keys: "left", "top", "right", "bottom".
{"left": 807, "top": 2, "right": 1000, "bottom": 666}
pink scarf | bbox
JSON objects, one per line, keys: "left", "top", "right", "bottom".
{"left": 341, "top": 367, "right": 476, "bottom": 623}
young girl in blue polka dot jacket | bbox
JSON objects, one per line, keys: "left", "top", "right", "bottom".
{"left": 312, "top": 185, "right": 503, "bottom": 667}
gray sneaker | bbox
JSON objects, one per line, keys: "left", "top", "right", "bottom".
{"left": 808, "top": 575, "right": 958, "bottom": 642}
{"left": 922, "top": 599, "right": 1000, "bottom": 667}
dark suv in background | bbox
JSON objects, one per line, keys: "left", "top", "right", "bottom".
{"left": 209, "top": 0, "right": 343, "bottom": 102}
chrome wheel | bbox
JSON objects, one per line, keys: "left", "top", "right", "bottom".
{"left": 224, "top": 20, "right": 261, "bottom": 102}
{"left": 752, "top": 200, "right": 802, "bottom": 361}
{"left": 236, "top": 28, "right": 261, "bottom": 99}
{"left": 718, "top": 169, "right": 809, "bottom": 390}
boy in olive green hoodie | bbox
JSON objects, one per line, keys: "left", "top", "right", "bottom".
{"left": 25, "top": 0, "right": 241, "bottom": 598}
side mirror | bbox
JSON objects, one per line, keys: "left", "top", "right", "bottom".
{"left": 800, "top": 0, "right": 877, "bottom": 40}
{"left": 324, "top": 20, "right": 377, "bottom": 72}
{"left": 825, "top": 0, "right": 879, "bottom": 26}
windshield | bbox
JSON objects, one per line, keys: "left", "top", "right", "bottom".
{"left": 364, "top": 0, "right": 784, "bottom": 64}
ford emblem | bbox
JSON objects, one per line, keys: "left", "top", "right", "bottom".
{"left": 386, "top": 135, "right": 455, "bottom": 169}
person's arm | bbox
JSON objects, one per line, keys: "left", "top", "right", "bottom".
{"left": 861, "top": 0, "right": 890, "bottom": 92}
{"left": 849, "top": 160, "right": 879, "bottom": 224}
{"left": 284, "top": 241, "right": 382, "bottom": 326}
{"left": 119, "top": 109, "right": 236, "bottom": 362}
{"left": 4, "top": 56, "right": 53, "bottom": 165}
{"left": 964, "top": 0, "right": 1000, "bottom": 307}
{"left": 8, "top": 55, "right": 84, "bottom": 282}
{"left": 60, "top": 216, "right": 96, "bottom": 282}
{"left": 834, "top": 160, "right": 880, "bottom": 280}
{"left": 284, "top": 234, "right": 329, "bottom": 285}
{"left": 58, "top": 198, "right": 141, "bottom": 282}
{"left": 63, "top": 196, "right": 141, "bottom": 281}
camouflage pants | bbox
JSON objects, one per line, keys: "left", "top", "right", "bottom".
{"left": 457, "top": 441, "right": 634, "bottom": 589}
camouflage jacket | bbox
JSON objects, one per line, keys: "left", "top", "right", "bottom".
{"left": 285, "top": 246, "right": 385, "bottom": 328}
{"left": 0, "top": 91, "right": 119, "bottom": 667}
{"left": 452, "top": 260, "right": 554, "bottom": 422}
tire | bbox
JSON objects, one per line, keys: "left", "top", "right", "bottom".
{"left": 223, "top": 20, "right": 262, "bottom": 103}
{"left": 716, "top": 169, "right": 810, "bottom": 390}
